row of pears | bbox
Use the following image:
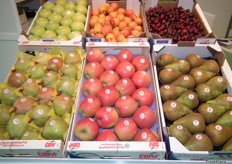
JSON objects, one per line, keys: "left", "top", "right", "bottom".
{"left": 157, "top": 52, "right": 232, "bottom": 152}
{"left": 0, "top": 47, "right": 85, "bottom": 141}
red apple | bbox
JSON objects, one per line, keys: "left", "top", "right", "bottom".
{"left": 79, "top": 96, "right": 101, "bottom": 117}
{"left": 115, "top": 61, "right": 135, "bottom": 78}
{"left": 114, "top": 118, "right": 138, "bottom": 141}
{"left": 84, "top": 62, "right": 104, "bottom": 79}
{"left": 117, "top": 49, "right": 134, "bottom": 62}
{"left": 134, "top": 129, "right": 161, "bottom": 142}
{"left": 74, "top": 118, "right": 99, "bottom": 141}
{"left": 95, "top": 106, "right": 119, "bottom": 128}
{"left": 132, "top": 70, "right": 151, "bottom": 88}
{"left": 132, "top": 88, "right": 154, "bottom": 107}
{"left": 115, "top": 96, "right": 138, "bottom": 117}
{"left": 133, "top": 106, "right": 157, "bottom": 129}
{"left": 96, "top": 129, "right": 119, "bottom": 141}
{"left": 97, "top": 86, "right": 120, "bottom": 106}
{"left": 99, "top": 70, "right": 120, "bottom": 87}
{"left": 82, "top": 78, "right": 103, "bottom": 96}
{"left": 115, "top": 78, "right": 136, "bottom": 96}
{"left": 86, "top": 48, "right": 105, "bottom": 62}
{"left": 132, "top": 56, "right": 149, "bottom": 71}
{"left": 101, "top": 56, "right": 119, "bottom": 70}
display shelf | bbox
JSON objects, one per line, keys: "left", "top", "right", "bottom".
{"left": 0, "top": 158, "right": 224, "bottom": 164}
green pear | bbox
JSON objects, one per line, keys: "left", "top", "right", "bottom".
{"left": 6, "top": 114, "right": 29, "bottom": 139}
{"left": 195, "top": 83, "right": 218, "bottom": 102}
{"left": 14, "top": 58, "right": 32, "bottom": 73}
{"left": 60, "top": 64, "right": 78, "bottom": 80}
{"left": 52, "top": 95, "right": 74, "bottom": 117}
{"left": 163, "top": 100, "right": 193, "bottom": 121}
{"left": 206, "top": 76, "right": 227, "bottom": 93}
{"left": 160, "top": 84, "right": 187, "bottom": 102}
{"left": 21, "top": 131, "right": 39, "bottom": 140}
{"left": 199, "top": 59, "right": 220, "bottom": 74}
{"left": 29, "top": 64, "right": 46, "bottom": 79}
{"left": 207, "top": 94, "right": 232, "bottom": 110}
{"left": 184, "top": 133, "right": 213, "bottom": 151}
{"left": 30, "top": 103, "right": 52, "bottom": 127}
{"left": 169, "top": 124, "right": 192, "bottom": 144}
{"left": 171, "top": 74, "right": 196, "bottom": 90}
{"left": 176, "top": 90, "right": 199, "bottom": 110}
{"left": 13, "top": 96, "right": 37, "bottom": 114}
{"left": 173, "top": 113, "right": 206, "bottom": 134}
{"left": 0, "top": 86, "right": 19, "bottom": 107}
{"left": 198, "top": 103, "right": 228, "bottom": 124}
{"left": 216, "top": 110, "right": 232, "bottom": 127}
{"left": 157, "top": 53, "right": 178, "bottom": 67}
{"left": 189, "top": 68, "right": 216, "bottom": 85}
{"left": 41, "top": 71, "right": 58, "bottom": 88}
{"left": 185, "top": 53, "right": 206, "bottom": 68}
{"left": 34, "top": 52, "right": 52, "bottom": 65}
{"left": 222, "top": 137, "right": 232, "bottom": 152}
{"left": 0, "top": 104, "right": 11, "bottom": 127}
{"left": 205, "top": 123, "right": 232, "bottom": 147}
{"left": 64, "top": 50, "right": 81, "bottom": 64}
{"left": 164, "top": 60, "right": 191, "bottom": 74}
{"left": 57, "top": 78, "right": 76, "bottom": 96}
{"left": 159, "top": 68, "right": 182, "bottom": 84}
{"left": 21, "top": 79, "right": 40, "bottom": 97}
{"left": 42, "top": 117, "right": 68, "bottom": 141}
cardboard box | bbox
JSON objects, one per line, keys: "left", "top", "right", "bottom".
{"left": 152, "top": 43, "right": 232, "bottom": 160}
{"left": 0, "top": 45, "right": 85, "bottom": 158}
{"left": 17, "top": 0, "right": 90, "bottom": 46}
{"left": 143, "top": 0, "right": 217, "bottom": 45}
{"left": 85, "top": 0, "right": 148, "bottom": 43}
{"left": 66, "top": 42, "right": 166, "bottom": 159}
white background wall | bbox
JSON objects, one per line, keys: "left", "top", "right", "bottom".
{"left": 198, "top": 0, "right": 232, "bottom": 38}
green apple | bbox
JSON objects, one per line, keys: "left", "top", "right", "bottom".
{"left": 60, "top": 17, "right": 72, "bottom": 26}
{"left": 67, "top": 31, "right": 81, "bottom": 40}
{"left": 48, "top": 12, "right": 63, "bottom": 22}
{"left": 70, "top": 21, "right": 84, "bottom": 32}
{"left": 62, "top": 9, "right": 75, "bottom": 18}
{"left": 43, "top": 1, "right": 55, "bottom": 10}
{"left": 30, "top": 26, "right": 45, "bottom": 37}
{"left": 64, "top": 1, "right": 75, "bottom": 10}
{"left": 76, "top": 0, "right": 88, "bottom": 7}
{"left": 35, "top": 17, "right": 49, "bottom": 27}
{"left": 41, "top": 30, "right": 57, "bottom": 39}
{"left": 55, "top": 0, "right": 67, "bottom": 6}
{"left": 45, "top": 20, "right": 60, "bottom": 31}
{"left": 38, "top": 8, "right": 52, "bottom": 18}
{"left": 52, "top": 4, "right": 65, "bottom": 13}
{"left": 57, "top": 35, "right": 69, "bottom": 41}
{"left": 27, "top": 35, "right": 40, "bottom": 41}
{"left": 56, "top": 26, "right": 71, "bottom": 35}
{"left": 72, "top": 13, "right": 86, "bottom": 23}
{"left": 74, "top": 4, "right": 88, "bottom": 15}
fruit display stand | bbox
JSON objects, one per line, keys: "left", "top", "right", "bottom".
{"left": 143, "top": 0, "right": 217, "bottom": 45}
{"left": 85, "top": 0, "right": 148, "bottom": 42}
{"left": 66, "top": 42, "right": 166, "bottom": 159}
{"left": 152, "top": 42, "right": 232, "bottom": 161}
{"left": 18, "top": 0, "right": 90, "bottom": 46}
{"left": 0, "top": 44, "right": 85, "bottom": 158}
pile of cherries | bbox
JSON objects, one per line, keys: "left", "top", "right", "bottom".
{"left": 146, "top": 6, "right": 205, "bottom": 43}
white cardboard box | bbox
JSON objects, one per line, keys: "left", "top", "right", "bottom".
{"left": 152, "top": 43, "right": 232, "bottom": 160}
{"left": 66, "top": 42, "right": 166, "bottom": 159}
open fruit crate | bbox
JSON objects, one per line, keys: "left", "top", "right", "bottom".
{"left": 84, "top": 0, "right": 148, "bottom": 42}
{"left": 66, "top": 42, "right": 166, "bottom": 159}
{"left": 0, "top": 44, "right": 85, "bottom": 158}
{"left": 143, "top": 0, "right": 217, "bottom": 45}
{"left": 152, "top": 42, "right": 232, "bottom": 160}
{"left": 18, "top": 0, "right": 90, "bottom": 46}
